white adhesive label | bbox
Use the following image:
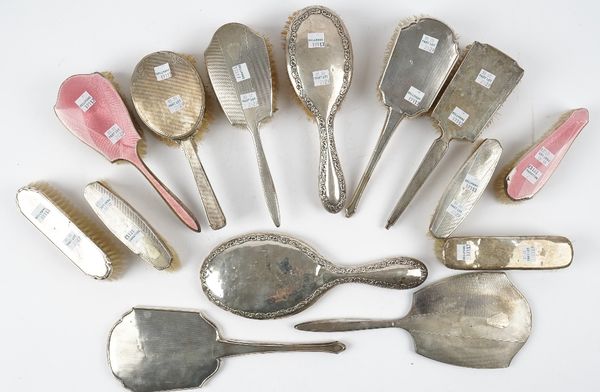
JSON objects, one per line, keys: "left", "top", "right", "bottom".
{"left": 240, "top": 91, "right": 259, "bottom": 109}
{"left": 75, "top": 91, "right": 96, "bottom": 112}
{"left": 154, "top": 63, "right": 172, "bottom": 81}
{"left": 312, "top": 69, "right": 330, "bottom": 87}
{"left": 446, "top": 200, "right": 465, "bottom": 219}
{"left": 104, "top": 124, "right": 125, "bottom": 144}
{"left": 124, "top": 227, "right": 144, "bottom": 245}
{"left": 475, "top": 68, "right": 496, "bottom": 89}
{"left": 63, "top": 232, "right": 81, "bottom": 249}
{"left": 418, "top": 34, "right": 439, "bottom": 54}
{"left": 522, "top": 164, "right": 542, "bottom": 184}
{"left": 535, "top": 146, "right": 555, "bottom": 167}
{"left": 308, "top": 32, "right": 326, "bottom": 48}
{"left": 448, "top": 106, "right": 469, "bottom": 127}
{"left": 463, "top": 174, "right": 480, "bottom": 193}
{"left": 95, "top": 195, "right": 112, "bottom": 212}
{"left": 404, "top": 86, "right": 425, "bottom": 106}
{"left": 32, "top": 204, "right": 50, "bottom": 223}
{"left": 521, "top": 245, "right": 537, "bottom": 263}
{"left": 165, "top": 95, "right": 184, "bottom": 113}
{"left": 457, "top": 243, "right": 475, "bottom": 262}
{"left": 232, "top": 63, "right": 251, "bottom": 82}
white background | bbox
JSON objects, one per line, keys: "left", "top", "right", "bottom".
{"left": 1, "top": 0, "right": 599, "bottom": 390}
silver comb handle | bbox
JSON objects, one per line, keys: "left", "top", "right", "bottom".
{"left": 249, "top": 126, "right": 280, "bottom": 227}
{"left": 346, "top": 108, "right": 405, "bottom": 217}
{"left": 386, "top": 136, "right": 449, "bottom": 228}
{"left": 319, "top": 119, "right": 346, "bottom": 213}
{"left": 181, "top": 139, "right": 226, "bottom": 230}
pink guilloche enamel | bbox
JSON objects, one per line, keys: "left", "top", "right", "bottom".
{"left": 54, "top": 73, "right": 200, "bottom": 232}
{"left": 505, "top": 108, "right": 589, "bottom": 200}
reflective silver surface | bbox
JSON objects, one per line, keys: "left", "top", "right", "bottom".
{"left": 84, "top": 181, "right": 172, "bottom": 270}
{"left": 17, "top": 185, "right": 112, "bottom": 279}
{"left": 131, "top": 51, "right": 226, "bottom": 230}
{"left": 346, "top": 18, "right": 459, "bottom": 217}
{"left": 430, "top": 139, "right": 502, "bottom": 238}
{"left": 200, "top": 233, "right": 427, "bottom": 319}
{"left": 285, "top": 6, "right": 353, "bottom": 213}
{"left": 205, "top": 23, "right": 280, "bottom": 227}
{"left": 296, "top": 272, "right": 531, "bottom": 368}
{"left": 440, "top": 236, "right": 573, "bottom": 269}
{"left": 108, "top": 307, "right": 345, "bottom": 392}
{"left": 387, "top": 42, "right": 524, "bottom": 227}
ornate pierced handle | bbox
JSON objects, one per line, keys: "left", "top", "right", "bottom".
{"left": 181, "top": 138, "right": 226, "bottom": 230}
{"left": 330, "top": 257, "right": 427, "bottom": 289}
{"left": 318, "top": 118, "right": 346, "bottom": 213}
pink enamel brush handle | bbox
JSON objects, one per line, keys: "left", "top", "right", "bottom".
{"left": 125, "top": 149, "right": 200, "bottom": 232}
{"left": 506, "top": 108, "right": 589, "bottom": 200}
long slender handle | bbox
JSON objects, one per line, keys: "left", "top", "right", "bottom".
{"left": 330, "top": 257, "right": 427, "bottom": 289}
{"left": 346, "top": 108, "right": 405, "bottom": 217}
{"left": 128, "top": 153, "right": 200, "bottom": 232}
{"left": 180, "top": 138, "right": 226, "bottom": 230}
{"left": 386, "top": 136, "right": 450, "bottom": 229}
{"left": 296, "top": 318, "right": 398, "bottom": 332}
{"left": 217, "top": 339, "right": 345, "bottom": 357}
{"left": 318, "top": 118, "right": 346, "bottom": 213}
{"left": 249, "top": 127, "right": 280, "bottom": 227}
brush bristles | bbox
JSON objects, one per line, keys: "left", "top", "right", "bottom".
{"left": 163, "top": 239, "right": 181, "bottom": 272}
{"left": 432, "top": 238, "right": 446, "bottom": 263}
{"left": 27, "top": 182, "right": 125, "bottom": 279}
{"left": 264, "top": 36, "right": 279, "bottom": 115}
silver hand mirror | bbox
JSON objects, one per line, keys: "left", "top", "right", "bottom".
{"left": 200, "top": 233, "right": 427, "bottom": 319}
{"left": 296, "top": 272, "right": 532, "bottom": 368}
{"left": 205, "top": 23, "right": 280, "bottom": 227}
{"left": 346, "top": 17, "right": 459, "bottom": 217}
{"left": 285, "top": 6, "right": 353, "bottom": 213}
{"left": 108, "top": 307, "right": 344, "bottom": 392}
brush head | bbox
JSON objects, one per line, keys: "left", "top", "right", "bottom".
{"left": 16, "top": 182, "right": 122, "bottom": 279}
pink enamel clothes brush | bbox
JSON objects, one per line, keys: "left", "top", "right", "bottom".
{"left": 503, "top": 108, "right": 589, "bottom": 201}
{"left": 54, "top": 73, "right": 200, "bottom": 232}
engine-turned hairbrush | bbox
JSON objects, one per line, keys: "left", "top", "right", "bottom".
{"left": 54, "top": 73, "right": 200, "bottom": 232}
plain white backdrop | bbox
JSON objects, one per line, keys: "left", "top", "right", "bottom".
{"left": 1, "top": 0, "right": 598, "bottom": 390}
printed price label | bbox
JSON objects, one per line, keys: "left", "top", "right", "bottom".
{"left": 521, "top": 245, "right": 537, "bottom": 263}
{"left": 240, "top": 91, "right": 259, "bottom": 109}
{"left": 165, "top": 95, "right": 184, "bottom": 113}
{"left": 404, "top": 86, "right": 425, "bottom": 106}
{"left": 418, "top": 34, "right": 439, "bottom": 54}
{"left": 95, "top": 195, "right": 112, "bottom": 212}
{"left": 522, "top": 164, "right": 542, "bottom": 184}
{"left": 312, "top": 69, "right": 330, "bottom": 87}
{"left": 446, "top": 200, "right": 465, "bottom": 219}
{"left": 463, "top": 174, "right": 480, "bottom": 193}
{"left": 154, "top": 63, "right": 172, "bottom": 81}
{"left": 75, "top": 91, "right": 96, "bottom": 112}
{"left": 104, "top": 124, "right": 125, "bottom": 144}
{"left": 534, "top": 146, "right": 555, "bottom": 167}
{"left": 32, "top": 204, "right": 50, "bottom": 223}
{"left": 475, "top": 68, "right": 496, "bottom": 89}
{"left": 448, "top": 106, "right": 469, "bottom": 127}
{"left": 308, "top": 32, "right": 325, "bottom": 48}
{"left": 232, "top": 63, "right": 251, "bottom": 82}
{"left": 457, "top": 243, "right": 475, "bottom": 262}
{"left": 124, "top": 227, "right": 144, "bottom": 245}
{"left": 63, "top": 232, "right": 81, "bottom": 250}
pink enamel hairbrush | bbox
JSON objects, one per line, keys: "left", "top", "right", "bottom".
{"left": 502, "top": 108, "right": 589, "bottom": 201}
{"left": 54, "top": 73, "right": 200, "bottom": 232}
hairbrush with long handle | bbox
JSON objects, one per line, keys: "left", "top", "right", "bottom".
{"left": 54, "top": 73, "right": 200, "bottom": 232}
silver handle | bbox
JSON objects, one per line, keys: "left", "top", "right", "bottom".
{"left": 181, "top": 138, "right": 226, "bottom": 230}
{"left": 386, "top": 136, "right": 449, "bottom": 228}
{"left": 329, "top": 257, "right": 427, "bottom": 289}
{"left": 346, "top": 108, "right": 405, "bottom": 217}
{"left": 318, "top": 118, "right": 345, "bottom": 213}
{"left": 295, "top": 319, "right": 397, "bottom": 332}
{"left": 249, "top": 127, "right": 281, "bottom": 227}
{"left": 217, "top": 339, "right": 345, "bottom": 357}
